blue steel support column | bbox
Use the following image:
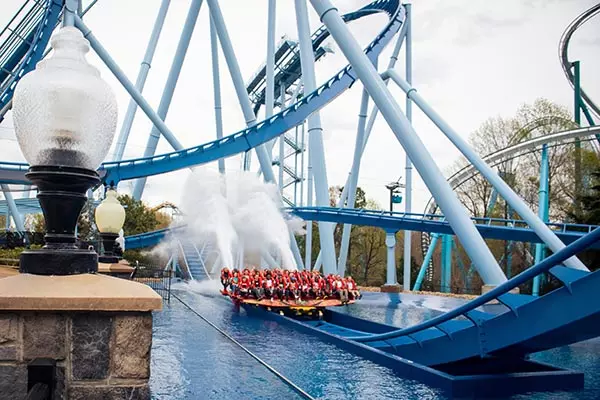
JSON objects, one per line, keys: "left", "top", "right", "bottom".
{"left": 441, "top": 234, "right": 452, "bottom": 293}
{"left": 384, "top": 69, "right": 588, "bottom": 272}
{"left": 385, "top": 231, "right": 397, "bottom": 285}
{"left": 533, "top": 144, "right": 549, "bottom": 296}
{"left": 295, "top": 0, "right": 337, "bottom": 274}
{"left": 266, "top": 0, "right": 276, "bottom": 125}
{"left": 210, "top": 16, "right": 225, "bottom": 174}
{"left": 62, "top": 0, "right": 78, "bottom": 27}
{"left": 278, "top": 85, "right": 286, "bottom": 191}
{"left": 413, "top": 233, "right": 439, "bottom": 291}
{"left": 75, "top": 17, "right": 184, "bottom": 152}
{"left": 305, "top": 142, "right": 313, "bottom": 271}
{"left": 133, "top": 0, "right": 203, "bottom": 200}
{"left": 311, "top": 0, "right": 507, "bottom": 285}
{"left": 1, "top": 185, "right": 25, "bottom": 232}
{"left": 112, "top": 0, "right": 171, "bottom": 162}
{"left": 206, "top": 0, "right": 303, "bottom": 269}
{"left": 403, "top": 3, "right": 413, "bottom": 291}
{"left": 337, "top": 88, "right": 370, "bottom": 275}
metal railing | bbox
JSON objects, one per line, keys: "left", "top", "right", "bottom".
{"left": 133, "top": 264, "right": 172, "bottom": 303}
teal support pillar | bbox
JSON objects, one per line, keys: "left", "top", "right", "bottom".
{"left": 413, "top": 233, "right": 439, "bottom": 291}
{"left": 533, "top": 144, "right": 550, "bottom": 296}
{"left": 506, "top": 204, "right": 513, "bottom": 279}
{"left": 441, "top": 235, "right": 452, "bottom": 293}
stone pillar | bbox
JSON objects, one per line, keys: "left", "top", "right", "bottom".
{"left": 0, "top": 273, "right": 161, "bottom": 400}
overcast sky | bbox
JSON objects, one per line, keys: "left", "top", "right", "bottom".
{"left": 1, "top": 0, "right": 598, "bottom": 212}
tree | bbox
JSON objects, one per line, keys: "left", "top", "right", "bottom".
{"left": 348, "top": 225, "right": 386, "bottom": 285}
{"left": 117, "top": 194, "right": 160, "bottom": 236}
{"left": 570, "top": 168, "right": 600, "bottom": 271}
{"left": 328, "top": 185, "right": 367, "bottom": 209}
{"left": 452, "top": 98, "right": 585, "bottom": 220}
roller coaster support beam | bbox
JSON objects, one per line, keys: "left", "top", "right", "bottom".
{"left": 403, "top": 3, "right": 413, "bottom": 291}
{"left": 337, "top": 88, "right": 370, "bottom": 276}
{"left": 572, "top": 61, "right": 597, "bottom": 128}
{"left": 413, "top": 233, "right": 439, "bottom": 291}
{"left": 266, "top": 0, "right": 276, "bottom": 126}
{"left": 63, "top": 0, "right": 78, "bottom": 27}
{"left": 311, "top": 0, "right": 507, "bottom": 286}
{"left": 207, "top": 0, "right": 304, "bottom": 269}
{"left": 305, "top": 152, "right": 313, "bottom": 271}
{"left": 74, "top": 17, "right": 184, "bottom": 164}
{"left": 384, "top": 69, "right": 589, "bottom": 272}
{"left": 113, "top": 0, "right": 171, "bottom": 162}
{"left": 441, "top": 234, "right": 452, "bottom": 293}
{"left": 328, "top": 24, "right": 409, "bottom": 274}
{"left": 210, "top": 15, "right": 225, "bottom": 174}
{"left": 385, "top": 231, "right": 397, "bottom": 286}
{"left": 1, "top": 184, "right": 25, "bottom": 233}
{"left": 295, "top": 0, "right": 337, "bottom": 274}
{"left": 133, "top": 0, "right": 203, "bottom": 200}
{"left": 278, "top": 85, "right": 285, "bottom": 191}
{"left": 573, "top": 61, "right": 583, "bottom": 216}
{"left": 533, "top": 144, "right": 550, "bottom": 296}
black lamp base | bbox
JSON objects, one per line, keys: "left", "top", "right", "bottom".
{"left": 20, "top": 249, "right": 98, "bottom": 275}
{"left": 98, "top": 232, "right": 119, "bottom": 264}
{"left": 19, "top": 165, "right": 100, "bottom": 275}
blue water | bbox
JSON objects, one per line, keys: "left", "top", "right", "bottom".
{"left": 150, "top": 285, "right": 600, "bottom": 399}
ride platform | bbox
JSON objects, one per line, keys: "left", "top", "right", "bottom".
{"left": 221, "top": 290, "right": 354, "bottom": 318}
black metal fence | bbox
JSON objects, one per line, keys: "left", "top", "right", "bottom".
{"left": 133, "top": 264, "right": 172, "bottom": 303}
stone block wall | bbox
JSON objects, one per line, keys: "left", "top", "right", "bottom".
{"left": 0, "top": 311, "right": 152, "bottom": 400}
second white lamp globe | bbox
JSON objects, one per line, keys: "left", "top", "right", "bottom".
{"left": 12, "top": 26, "right": 117, "bottom": 170}
{"left": 95, "top": 189, "right": 126, "bottom": 234}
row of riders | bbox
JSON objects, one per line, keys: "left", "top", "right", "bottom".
{"left": 220, "top": 268, "right": 361, "bottom": 302}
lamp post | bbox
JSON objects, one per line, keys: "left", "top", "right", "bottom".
{"left": 95, "top": 188, "right": 126, "bottom": 264}
{"left": 12, "top": 26, "right": 118, "bottom": 274}
{"left": 385, "top": 178, "right": 404, "bottom": 214}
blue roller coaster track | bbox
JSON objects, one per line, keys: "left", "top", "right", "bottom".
{"left": 124, "top": 208, "right": 600, "bottom": 250}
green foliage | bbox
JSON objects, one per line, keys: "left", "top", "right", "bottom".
{"left": 117, "top": 194, "right": 160, "bottom": 236}
{"left": 328, "top": 185, "right": 367, "bottom": 209}
{"left": 122, "top": 249, "right": 154, "bottom": 266}
{"left": 0, "top": 245, "right": 42, "bottom": 264}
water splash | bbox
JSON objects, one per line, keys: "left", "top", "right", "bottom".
{"left": 180, "top": 168, "right": 236, "bottom": 268}
{"left": 177, "top": 167, "right": 301, "bottom": 270}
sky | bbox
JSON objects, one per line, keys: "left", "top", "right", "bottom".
{"left": 0, "top": 0, "right": 598, "bottom": 213}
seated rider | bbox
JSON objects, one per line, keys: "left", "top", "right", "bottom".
{"left": 286, "top": 277, "right": 299, "bottom": 301}
{"left": 346, "top": 276, "right": 361, "bottom": 300}
{"left": 263, "top": 272, "right": 274, "bottom": 300}
{"left": 275, "top": 280, "right": 286, "bottom": 301}
{"left": 252, "top": 278, "right": 264, "bottom": 300}
{"left": 239, "top": 274, "right": 250, "bottom": 298}
{"left": 220, "top": 267, "right": 231, "bottom": 291}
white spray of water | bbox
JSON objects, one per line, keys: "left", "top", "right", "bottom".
{"left": 179, "top": 169, "right": 236, "bottom": 268}
{"left": 177, "top": 167, "right": 301, "bottom": 271}
{"left": 185, "top": 279, "right": 223, "bottom": 297}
